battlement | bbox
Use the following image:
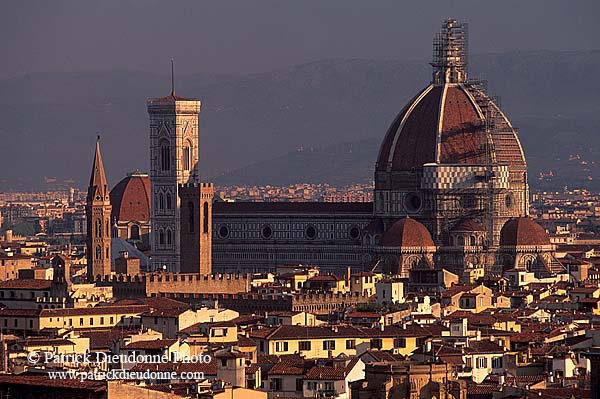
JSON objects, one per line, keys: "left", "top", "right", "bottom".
{"left": 179, "top": 182, "right": 214, "bottom": 189}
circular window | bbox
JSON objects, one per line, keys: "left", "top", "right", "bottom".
{"left": 349, "top": 226, "right": 360, "bottom": 239}
{"left": 218, "top": 225, "right": 229, "bottom": 238}
{"left": 404, "top": 192, "right": 422, "bottom": 213}
{"left": 505, "top": 193, "right": 513, "bottom": 209}
{"left": 262, "top": 225, "right": 273, "bottom": 239}
{"left": 305, "top": 225, "right": 317, "bottom": 239}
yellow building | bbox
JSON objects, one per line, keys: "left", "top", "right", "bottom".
{"left": 250, "top": 325, "right": 429, "bottom": 359}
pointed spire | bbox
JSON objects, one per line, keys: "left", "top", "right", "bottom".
{"left": 88, "top": 135, "right": 109, "bottom": 200}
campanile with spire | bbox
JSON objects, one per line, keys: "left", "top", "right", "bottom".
{"left": 86, "top": 138, "right": 112, "bottom": 281}
{"left": 147, "top": 62, "right": 201, "bottom": 272}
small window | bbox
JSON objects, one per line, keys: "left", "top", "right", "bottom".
{"left": 370, "top": 338, "right": 382, "bottom": 349}
{"left": 299, "top": 341, "right": 311, "bottom": 351}
{"left": 346, "top": 339, "right": 356, "bottom": 350}
{"left": 323, "top": 340, "right": 335, "bottom": 351}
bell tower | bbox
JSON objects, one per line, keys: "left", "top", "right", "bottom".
{"left": 148, "top": 62, "right": 201, "bottom": 272}
{"left": 86, "top": 137, "right": 112, "bottom": 281}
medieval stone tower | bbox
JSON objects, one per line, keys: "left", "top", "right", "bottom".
{"left": 86, "top": 139, "right": 112, "bottom": 281}
{"left": 148, "top": 81, "right": 201, "bottom": 272}
{"left": 179, "top": 182, "right": 215, "bottom": 274}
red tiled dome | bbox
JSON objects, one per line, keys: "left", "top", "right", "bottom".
{"left": 500, "top": 217, "right": 550, "bottom": 246}
{"left": 380, "top": 217, "right": 434, "bottom": 247}
{"left": 375, "top": 84, "right": 526, "bottom": 172}
{"left": 451, "top": 219, "right": 486, "bottom": 232}
{"left": 110, "top": 173, "right": 151, "bottom": 222}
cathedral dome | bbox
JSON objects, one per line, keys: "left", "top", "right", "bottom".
{"left": 375, "top": 83, "right": 526, "bottom": 173}
{"left": 499, "top": 217, "right": 550, "bottom": 246}
{"left": 375, "top": 18, "right": 525, "bottom": 174}
{"left": 380, "top": 217, "right": 434, "bottom": 247}
{"left": 110, "top": 173, "right": 151, "bottom": 222}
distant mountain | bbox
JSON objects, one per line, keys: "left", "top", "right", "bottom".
{"left": 0, "top": 50, "right": 599, "bottom": 191}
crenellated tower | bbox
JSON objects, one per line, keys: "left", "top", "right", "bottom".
{"left": 179, "top": 182, "right": 214, "bottom": 274}
{"left": 147, "top": 68, "right": 201, "bottom": 272}
{"left": 86, "top": 138, "right": 112, "bottom": 281}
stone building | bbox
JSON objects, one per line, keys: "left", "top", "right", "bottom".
{"left": 93, "top": 18, "right": 564, "bottom": 281}
{"left": 85, "top": 139, "right": 112, "bottom": 281}
{"left": 147, "top": 85, "right": 201, "bottom": 273}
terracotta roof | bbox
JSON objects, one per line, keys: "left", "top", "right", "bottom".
{"left": 500, "top": 217, "right": 550, "bottom": 246}
{"left": 0, "top": 374, "right": 106, "bottom": 391}
{"left": 110, "top": 173, "right": 151, "bottom": 222}
{"left": 376, "top": 83, "right": 526, "bottom": 172}
{"left": 463, "top": 340, "right": 504, "bottom": 354}
{"left": 0, "top": 279, "right": 52, "bottom": 290}
{"left": 305, "top": 358, "right": 359, "bottom": 381}
{"left": 0, "top": 309, "right": 40, "bottom": 316}
{"left": 123, "top": 338, "right": 177, "bottom": 350}
{"left": 379, "top": 217, "right": 434, "bottom": 247}
{"left": 213, "top": 201, "right": 372, "bottom": 215}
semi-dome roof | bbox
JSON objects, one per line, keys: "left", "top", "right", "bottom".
{"left": 110, "top": 173, "right": 151, "bottom": 222}
{"left": 499, "top": 217, "right": 550, "bottom": 246}
{"left": 380, "top": 217, "right": 434, "bottom": 247}
{"left": 375, "top": 83, "right": 526, "bottom": 173}
{"left": 451, "top": 219, "right": 486, "bottom": 232}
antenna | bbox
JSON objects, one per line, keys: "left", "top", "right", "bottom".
{"left": 96, "top": 132, "right": 101, "bottom": 142}
{"left": 170, "top": 58, "right": 175, "bottom": 96}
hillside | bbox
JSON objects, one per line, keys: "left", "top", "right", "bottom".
{"left": 0, "top": 50, "right": 599, "bottom": 190}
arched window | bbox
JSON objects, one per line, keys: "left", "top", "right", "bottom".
{"left": 95, "top": 245, "right": 101, "bottom": 259}
{"left": 106, "top": 219, "right": 110, "bottom": 237}
{"left": 183, "top": 141, "right": 191, "bottom": 171}
{"left": 166, "top": 229, "right": 172, "bottom": 247}
{"left": 95, "top": 220, "right": 102, "bottom": 238}
{"left": 159, "top": 193, "right": 165, "bottom": 210}
{"left": 470, "top": 236, "right": 476, "bottom": 246}
{"left": 166, "top": 193, "right": 172, "bottom": 210}
{"left": 203, "top": 202, "right": 209, "bottom": 233}
{"left": 457, "top": 236, "right": 465, "bottom": 246}
{"left": 188, "top": 202, "right": 195, "bottom": 233}
{"left": 160, "top": 139, "right": 171, "bottom": 171}
{"left": 130, "top": 225, "right": 140, "bottom": 240}
{"left": 159, "top": 229, "right": 165, "bottom": 246}
{"left": 106, "top": 247, "right": 109, "bottom": 259}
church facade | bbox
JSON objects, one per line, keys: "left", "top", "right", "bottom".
{"left": 138, "top": 18, "right": 565, "bottom": 280}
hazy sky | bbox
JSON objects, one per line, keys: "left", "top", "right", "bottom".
{"left": 1, "top": 0, "right": 599, "bottom": 78}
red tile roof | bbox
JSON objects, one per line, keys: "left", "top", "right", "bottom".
{"left": 500, "top": 217, "right": 550, "bottom": 246}
{"left": 0, "top": 279, "right": 52, "bottom": 290}
{"left": 110, "top": 174, "right": 151, "bottom": 222}
{"left": 380, "top": 217, "right": 434, "bottom": 247}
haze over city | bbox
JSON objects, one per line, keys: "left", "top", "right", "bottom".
{"left": 1, "top": 1, "right": 600, "bottom": 190}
